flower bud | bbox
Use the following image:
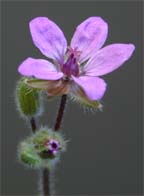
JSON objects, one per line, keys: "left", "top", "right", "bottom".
{"left": 18, "top": 141, "right": 42, "bottom": 168}
{"left": 18, "top": 128, "right": 66, "bottom": 169}
{"left": 16, "top": 77, "right": 43, "bottom": 118}
{"left": 32, "top": 128, "right": 66, "bottom": 159}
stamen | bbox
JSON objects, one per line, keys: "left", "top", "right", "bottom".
{"left": 70, "top": 53, "right": 74, "bottom": 58}
{"left": 45, "top": 139, "right": 60, "bottom": 156}
{"left": 62, "top": 46, "right": 81, "bottom": 77}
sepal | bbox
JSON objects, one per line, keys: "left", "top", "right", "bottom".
{"left": 70, "top": 94, "right": 103, "bottom": 111}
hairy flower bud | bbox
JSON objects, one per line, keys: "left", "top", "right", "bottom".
{"left": 18, "top": 141, "right": 42, "bottom": 168}
{"left": 17, "top": 128, "right": 66, "bottom": 169}
{"left": 16, "top": 77, "right": 43, "bottom": 118}
{"left": 32, "top": 128, "right": 66, "bottom": 159}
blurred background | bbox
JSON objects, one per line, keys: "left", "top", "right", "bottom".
{"left": 1, "top": 1, "right": 143, "bottom": 195}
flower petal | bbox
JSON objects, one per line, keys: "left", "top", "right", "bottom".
{"left": 84, "top": 44, "right": 135, "bottom": 76}
{"left": 18, "top": 57, "right": 63, "bottom": 80}
{"left": 70, "top": 17, "right": 108, "bottom": 63}
{"left": 29, "top": 17, "right": 67, "bottom": 63}
{"left": 72, "top": 76, "right": 107, "bottom": 100}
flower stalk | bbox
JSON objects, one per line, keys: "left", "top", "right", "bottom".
{"left": 54, "top": 94, "right": 67, "bottom": 131}
{"left": 30, "top": 117, "right": 37, "bottom": 133}
{"left": 29, "top": 115, "right": 51, "bottom": 196}
{"left": 30, "top": 116, "right": 51, "bottom": 196}
{"left": 42, "top": 94, "right": 67, "bottom": 196}
{"left": 42, "top": 168, "right": 50, "bottom": 196}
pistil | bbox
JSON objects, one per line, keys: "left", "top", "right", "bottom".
{"left": 62, "top": 47, "right": 81, "bottom": 77}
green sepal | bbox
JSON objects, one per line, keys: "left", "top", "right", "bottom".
{"left": 25, "top": 78, "right": 49, "bottom": 90}
{"left": 70, "top": 94, "right": 103, "bottom": 111}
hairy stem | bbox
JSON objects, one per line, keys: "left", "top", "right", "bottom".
{"left": 30, "top": 117, "right": 51, "bottom": 196}
{"left": 42, "top": 94, "right": 67, "bottom": 196}
{"left": 42, "top": 168, "right": 50, "bottom": 196}
{"left": 54, "top": 94, "right": 67, "bottom": 131}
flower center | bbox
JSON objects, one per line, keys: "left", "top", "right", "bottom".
{"left": 51, "top": 142, "right": 58, "bottom": 149}
{"left": 45, "top": 139, "right": 60, "bottom": 155}
{"left": 62, "top": 47, "right": 81, "bottom": 77}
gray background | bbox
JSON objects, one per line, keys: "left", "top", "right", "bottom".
{"left": 1, "top": 1, "right": 143, "bottom": 195}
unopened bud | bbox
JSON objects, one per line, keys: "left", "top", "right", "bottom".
{"left": 16, "top": 77, "right": 43, "bottom": 118}
{"left": 18, "top": 141, "right": 41, "bottom": 168}
{"left": 18, "top": 128, "right": 66, "bottom": 169}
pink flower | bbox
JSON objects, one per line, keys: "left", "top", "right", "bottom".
{"left": 18, "top": 17, "right": 135, "bottom": 102}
